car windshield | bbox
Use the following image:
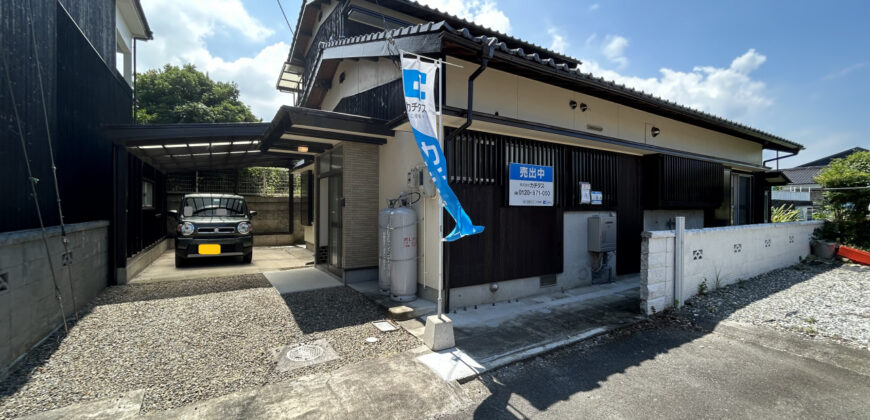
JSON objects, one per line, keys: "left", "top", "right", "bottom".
{"left": 182, "top": 196, "right": 248, "bottom": 217}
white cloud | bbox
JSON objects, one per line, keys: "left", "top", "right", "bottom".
{"left": 136, "top": 0, "right": 291, "bottom": 120}
{"left": 416, "top": 0, "right": 511, "bottom": 33}
{"left": 580, "top": 49, "right": 773, "bottom": 120}
{"left": 601, "top": 35, "right": 629, "bottom": 68}
{"left": 822, "top": 62, "right": 866, "bottom": 80}
{"left": 588, "top": 3, "right": 600, "bottom": 11}
{"left": 548, "top": 28, "right": 568, "bottom": 54}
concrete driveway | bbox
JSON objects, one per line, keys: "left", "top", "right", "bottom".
{"left": 451, "top": 320, "right": 870, "bottom": 419}
{"left": 130, "top": 245, "right": 314, "bottom": 283}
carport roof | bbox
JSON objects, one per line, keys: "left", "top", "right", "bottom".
{"left": 104, "top": 108, "right": 395, "bottom": 172}
{"left": 103, "top": 122, "right": 293, "bottom": 172}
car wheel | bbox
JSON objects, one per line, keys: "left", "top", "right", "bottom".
{"left": 175, "top": 254, "right": 186, "bottom": 268}
{"left": 243, "top": 252, "right": 253, "bottom": 264}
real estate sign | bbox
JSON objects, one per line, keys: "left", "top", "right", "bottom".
{"left": 401, "top": 54, "right": 484, "bottom": 241}
{"left": 508, "top": 163, "right": 554, "bottom": 206}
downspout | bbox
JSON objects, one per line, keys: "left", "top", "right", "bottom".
{"left": 763, "top": 150, "right": 798, "bottom": 168}
{"left": 133, "top": 38, "right": 137, "bottom": 123}
{"left": 443, "top": 37, "right": 497, "bottom": 144}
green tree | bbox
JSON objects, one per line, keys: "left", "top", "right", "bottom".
{"left": 135, "top": 64, "right": 259, "bottom": 123}
{"left": 813, "top": 151, "right": 870, "bottom": 248}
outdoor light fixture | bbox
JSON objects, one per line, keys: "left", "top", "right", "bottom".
{"left": 569, "top": 100, "right": 577, "bottom": 109}
{"left": 650, "top": 126, "right": 661, "bottom": 137}
{"left": 298, "top": 145, "right": 309, "bottom": 153}
{"left": 579, "top": 102, "right": 588, "bottom": 112}
{"left": 270, "top": 148, "right": 297, "bottom": 154}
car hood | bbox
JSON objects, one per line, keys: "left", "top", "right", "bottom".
{"left": 181, "top": 216, "right": 249, "bottom": 224}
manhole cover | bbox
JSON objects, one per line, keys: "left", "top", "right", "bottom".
{"left": 285, "top": 344, "right": 324, "bottom": 362}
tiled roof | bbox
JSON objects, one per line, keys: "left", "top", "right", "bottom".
{"left": 781, "top": 167, "right": 823, "bottom": 185}
{"left": 320, "top": 20, "right": 802, "bottom": 152}
{"left": 797, "top": 147, "right": 868, "bottom": 167}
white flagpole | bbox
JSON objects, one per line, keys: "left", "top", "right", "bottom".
{"left": 436, "top": 57, "right": 445, "bottom": 317}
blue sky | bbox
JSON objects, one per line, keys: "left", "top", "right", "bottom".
{"left": 137, "top": 0, "right": 870, "bottom": 167}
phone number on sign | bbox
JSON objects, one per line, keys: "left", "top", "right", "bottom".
{"left": 514, "top": 189, "right": 552, "bottom": 196}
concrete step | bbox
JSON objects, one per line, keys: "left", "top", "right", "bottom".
{"left": 348, "top": 281, "right": 436, "bottom": 321}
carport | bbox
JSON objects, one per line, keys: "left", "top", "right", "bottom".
{"left": 102, "top": 107, "right": 392, "bottom": 283}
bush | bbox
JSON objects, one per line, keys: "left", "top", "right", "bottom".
{"left": 771, "top": 204, "right": 801, "bottom": 222}
{"left": 813, "top": 151, "right": 870, "bottom": 250}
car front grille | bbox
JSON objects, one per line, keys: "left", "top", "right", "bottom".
{"left": 197, "top": 227, "right": 236, "bottom": 234}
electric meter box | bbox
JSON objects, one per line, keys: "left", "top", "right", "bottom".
{"left": 587, "top": 215, "right": 616, "bottom": 252}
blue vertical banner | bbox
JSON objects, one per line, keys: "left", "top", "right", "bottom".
{"left": 401, "top": 54, "right": 484, "bottom": 242}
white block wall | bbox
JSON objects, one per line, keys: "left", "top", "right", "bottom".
{"left": 640, "top": 221, "right": 823, "bottom": 315}
{"left": 640, "top": 231, "right": 676, "bottom": 314}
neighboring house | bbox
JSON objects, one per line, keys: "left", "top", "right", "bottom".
{"left": 265, "top": 0, "right": 804, "bottom": 308}
{"left": 775, "top": 147, "right": 868, "bottom": 220}
{"left": 1, "top": 0, "right": 151, "bottom": 370}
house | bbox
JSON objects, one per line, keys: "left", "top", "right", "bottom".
{"left": 774, "top": 147, "right": 867, "bottom": 220}
{"left": 264, "top": 0, "right": 804, "bottom": 309}
{"left": 1, "top": 0, "right": 151, "bottom": 370}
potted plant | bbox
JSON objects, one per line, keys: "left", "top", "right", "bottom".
{"left": 811, "top": 222, "right": 838, "bottom": 259}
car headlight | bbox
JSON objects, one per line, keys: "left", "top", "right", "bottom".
{"left": 237, "top": 222, "right": 251, "bottom": 234}
{"left": 180, "top": 222, "right": 195, "bottom": 236}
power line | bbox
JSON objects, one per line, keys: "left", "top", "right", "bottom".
{"left": 276, "top": 0, "right": 295, "bottom": 37}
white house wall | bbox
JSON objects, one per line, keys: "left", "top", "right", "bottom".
{"left": 445, "top": 57, "right": 763, "bottom": 166}
{"left": 320, "top": 58, "right": 400, "bottom": 112}
{"left": 378, "top": 130, "right": 441, "bottom": 297}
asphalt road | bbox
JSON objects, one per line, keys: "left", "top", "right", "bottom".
{"left": 446, "top": 319, "right": 870, "bottom": 419}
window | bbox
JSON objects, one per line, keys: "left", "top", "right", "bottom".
{"left": 142, "top": 180, "right": 154, "bottom": 209}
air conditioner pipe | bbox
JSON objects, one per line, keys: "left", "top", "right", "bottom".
{"left": 444, "top": 37, "right": 497, "bottom": 144}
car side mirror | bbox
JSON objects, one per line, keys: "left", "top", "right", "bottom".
{"left": 248, "top": 210, "right": 257, "bottom": 218}
{"left": 168, "top": 209, "right": 178, "bottom": 220}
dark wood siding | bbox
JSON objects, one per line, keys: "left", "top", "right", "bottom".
{"left": 58, "top": 0, "right": 116, "bottom": 68}
{"left": 127, "top": 158, "right": 167, "bottom": 257}
{"left": 643, "top": 154, "right": 724, "bottom": 209}
{"left": 1, "top": 0, "right": 59, "bottom": 232}
{"left": 616, "top": 155, "right": 643, "bottom": 275}
{"left": 333, "top": 79, "right": 404, "bottom": 120}
{"left": 55, "top": 6, "right": 132, "bottom": 226}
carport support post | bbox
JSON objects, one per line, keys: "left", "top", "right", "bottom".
{"left": 674, "top": 216, "right": 685, "bottom": 308}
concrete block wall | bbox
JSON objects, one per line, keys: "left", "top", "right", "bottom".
{"left": 167, "top": 194, "right": 291, "bottom": 236}
{"left": 640, "top": 231, "right": 676, "bottom": 314}
{"left": 681, "top": 221, "right": 822, "bottom": 300}
{"left": 0, "top": 221, "right": 109, "bottom": 373}
{"left": 342, "top": 142, "right": 379, "bottom": 270}
{"left": 639, "top": 221, "right": 823, "bottom": 315}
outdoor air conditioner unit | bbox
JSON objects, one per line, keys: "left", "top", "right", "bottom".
{"left": 588, "top": 215, "right": 617, "bottom": 252}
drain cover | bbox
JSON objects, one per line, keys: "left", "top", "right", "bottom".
{"left": 285, "top": 344, "right": 324, "bottom": 362}
{"left": 275, "top": 339, "right": 340, "bottom": 372}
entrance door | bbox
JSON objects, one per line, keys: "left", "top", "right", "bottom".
{"left": 732, "top": 174, "right": 752, "bottom": 225}
{"left": 327, "top": 174, "right": 342, "bottom": 271}
{"left": 616, "top": 155, "right": 643, "bottom": 275}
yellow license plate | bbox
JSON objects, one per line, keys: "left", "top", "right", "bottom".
{"left": 198, "top": 244, "right": 221, "bottom": 255}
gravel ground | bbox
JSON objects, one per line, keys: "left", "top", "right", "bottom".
{"left": 680, "top": 259, "right": 870, "bottom": 350}
{"left": 0, "top": 274, "right": 418, "bottom": 418}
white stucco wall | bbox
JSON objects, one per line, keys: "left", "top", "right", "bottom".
{"left": 378, "top": 131, "right": 441, "bottom": 297}
{"left": 640, "top": 221, "right": 823, "bottom": 314}
{"left": 445, "top": 57, "right": 764, "bottom": 166}
{"left": 558, "top": 211, "right": 617, "bottom": 287}
{"left": 643, "top": 210, "right": 704, "bottom": 231}
{"left": 320, "top": 58, "right": 400, "bottom": 112}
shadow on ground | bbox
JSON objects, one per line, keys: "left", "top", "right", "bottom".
{"left": 466, "top": 261, "right": 845, "bottom": 418}
{"left": 98, "top": 273, "right": 273, "bottom": 305}
{"left": 280, "top": 287, "right": 387, "bottom": 334}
